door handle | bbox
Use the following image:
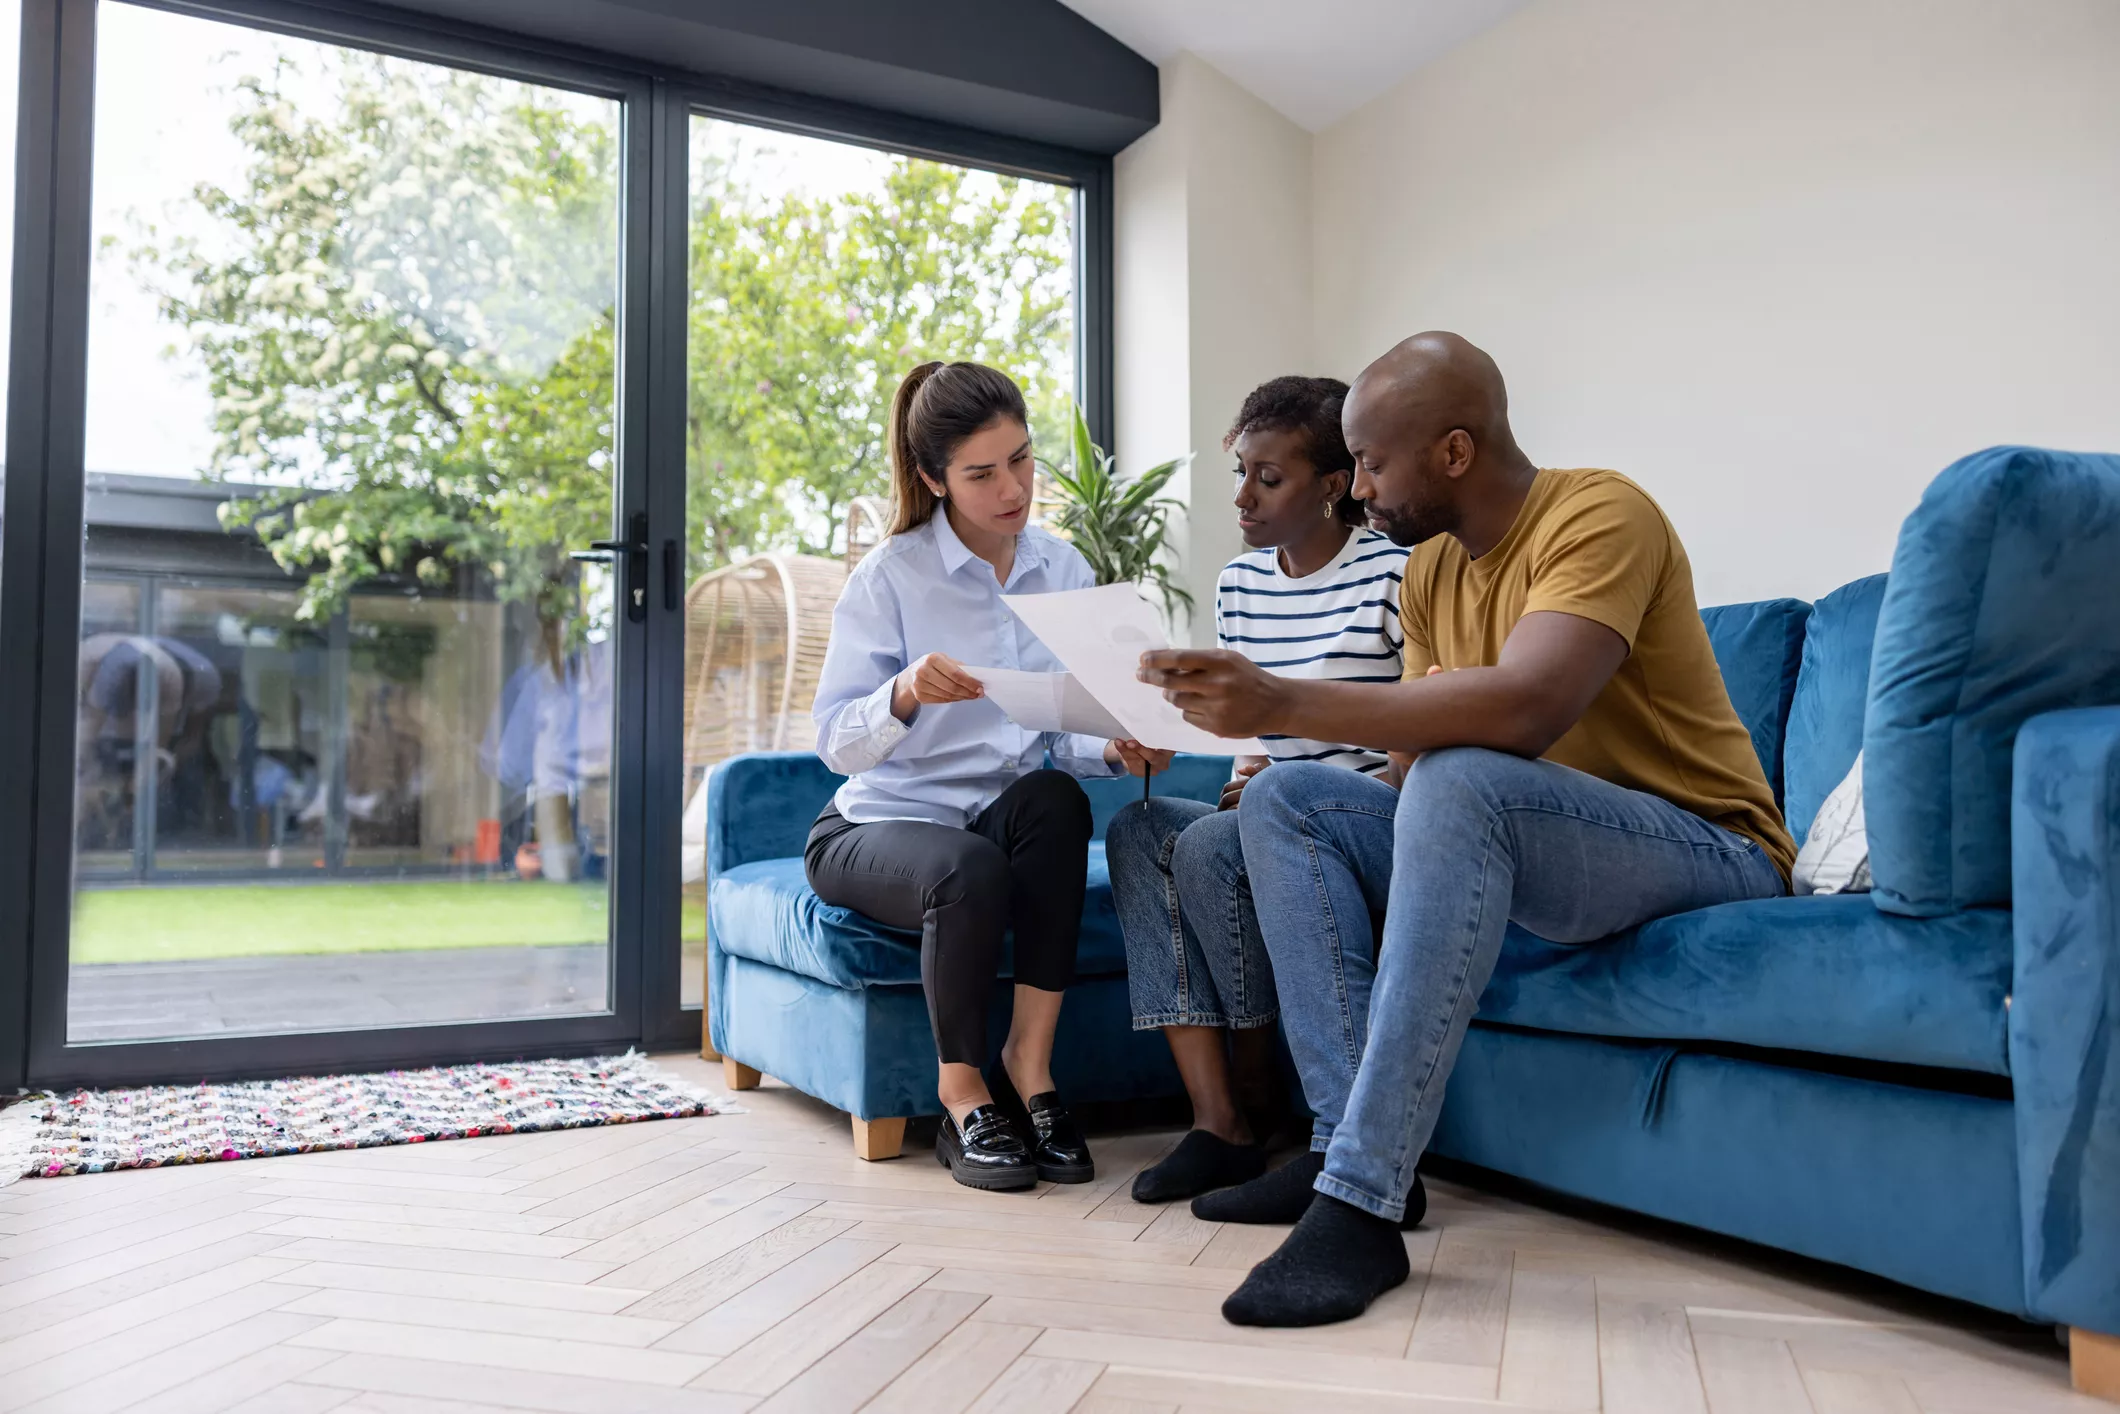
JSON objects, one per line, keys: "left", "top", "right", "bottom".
{"left": 571, "top": 512, "right": 650, "bottom": 622}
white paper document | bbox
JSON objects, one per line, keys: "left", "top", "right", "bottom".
{"left": 961, "top": 667, "right": 1129, "bottom": 740}
{"left": 998, "top": 583, "right": 1266, "bottom": 755}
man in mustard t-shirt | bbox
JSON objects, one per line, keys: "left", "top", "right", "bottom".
{"left": 1137, "top": 332, "right": 1795, "bottom": 1328}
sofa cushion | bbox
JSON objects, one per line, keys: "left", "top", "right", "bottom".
{"left": 711, "top": 841, "right": 1132, "bottom": 990}
{"left": 1478, "top": 894, "right": 2012, "bottom": 1076}
{"left": 1699, "top": 598, "right": 1812, "bottom": 808}
{"left": 1782, "top": 575, "right": 1889, "bottom": 843}
{"left": 1865, "top": 446, "right": 2120, "bottom": 916}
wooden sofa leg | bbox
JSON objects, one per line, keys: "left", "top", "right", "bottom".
{"left": 2076, "top": 1327, "right": 2120, "bottom": 1401}
{"left": 851, "top": 1116, "right": 906, "bottom": 1162}
{"left": 696, "top": 922, "right": 718, "bottom": 1062}
{"left": 722, "top": 1058, "right": 761, "bottom": 1091}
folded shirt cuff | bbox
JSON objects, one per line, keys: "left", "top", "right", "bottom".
{"left": 1057, "top": 733, "right": 1123, "bottom": 777}
{"left": 857, "top": 678, "right": 912, "bottom": 755}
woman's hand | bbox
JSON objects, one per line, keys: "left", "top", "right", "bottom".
{"left": 1107, "top": 739, "right": 1176, "bottom": 778}
{"left": 1219, "top": 757, "right": 1268, "bottom": 810}
{"left": 890, "top": 652, "right": 984, "bottom": 723}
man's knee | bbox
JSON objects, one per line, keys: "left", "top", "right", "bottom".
{"left": 1399, "top": 746, "right": 1525, "bottom": 826}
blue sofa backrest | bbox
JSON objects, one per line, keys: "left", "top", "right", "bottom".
{"left": 1082, "top": 756, "right": 1232, "bottom": 837}
{"left": 1865, "top": 446, "right": 2120, "bottom": 916}
{"left": 705, "top": 750, "right": 1235, "bottom": 877}
{"left": 707, "top": 753, "right": 844, "bottom": 877}
{"left": 1699, "top": 599, "right": 1812, "bottom": 809}
{"left": 1782, "top": 575, "right": 1891, "bottom": 843}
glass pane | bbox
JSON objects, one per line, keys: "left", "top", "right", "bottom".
{"left": 70, "top": 4, "right": 622, "bottom": 1043}
{"left": 679, "top": 118, "right": 1078, "bottom": 1007}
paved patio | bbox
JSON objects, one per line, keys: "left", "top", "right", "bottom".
{"left": 67, "top": 944, "right": 612, "bottom": 1042}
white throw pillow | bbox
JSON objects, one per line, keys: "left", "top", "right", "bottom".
{"left": 1793, "top": 751, "right": 1871, "bottom": 896}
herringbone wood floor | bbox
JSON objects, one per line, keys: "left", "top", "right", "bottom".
{"left": 0, "top": 1053, "right": 2090, "bottom": 1413}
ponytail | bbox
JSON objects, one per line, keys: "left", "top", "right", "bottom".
{"left": 885, "top": 360, "right": 1029, "bottom": 536}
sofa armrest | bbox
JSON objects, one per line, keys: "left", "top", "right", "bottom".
{"left": 2011, "top": 707, "right": 2120, "bottom": 1331}
{"left": 705, "top": 752, "right": 846, "bottom": 881}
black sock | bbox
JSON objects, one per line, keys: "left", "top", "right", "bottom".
{"left": 1221, "top": 1194, "right": 1411, "bottom": 1327}
{"left": 1403, "top": 1171, "right": 1427, "bottom": 1228}
{"left": 1190, "top": 1153, "right": 1428, "bottom": 1229}
{"left": 1132, "top": 1130, "right": 1266, "bottom": 1204}
{"left": 1190, "top": 1150, "right": 1324, "bottom": 1224}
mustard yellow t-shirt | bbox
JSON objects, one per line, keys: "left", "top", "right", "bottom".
{"left": 1399, "top": 468, "right": 1796, "bottom": 879}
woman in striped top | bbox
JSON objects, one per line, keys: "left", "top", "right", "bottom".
{"left": 1108, "top": 376, "right": 1408, "bottom": 1204}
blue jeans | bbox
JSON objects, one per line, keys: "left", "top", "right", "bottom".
{"left": 1107, "top": 798, "right": 1279, "bottom": 1031}
{"left": 1238, "top": 749, "right": 1785, "bottom": 1222}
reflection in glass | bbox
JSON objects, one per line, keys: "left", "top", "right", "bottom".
{"left": 69, "top": 5, "right": 621, "bottom": 1043}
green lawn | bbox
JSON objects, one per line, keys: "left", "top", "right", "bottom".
{"left": 73, "top": 880, "right": 709, "bottom": 965}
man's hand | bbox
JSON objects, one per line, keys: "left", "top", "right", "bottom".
{"left": 1136, "top": 649, "right": 1293, "bottom": 738}
{"left": 1107, "top": 739, "right": 1176, "bottom": 778}
{"left": 1219, "top": 758, "right": 1267, "bottom": 810}
{"left": 891, "top": 652, "right": 983, "bottom": 723}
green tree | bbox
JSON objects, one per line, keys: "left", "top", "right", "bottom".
{"left": 134, "top": 52, "right": 622, "bottom": 643}
{"left": 133, "top": 52, "right": 1079, "bottom": 635}
{"left": 686, "top": 132, "right": 1074, "bottom": 571}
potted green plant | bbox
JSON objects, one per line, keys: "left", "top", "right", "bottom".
{"left": 1041, "top": 401, "right": 1193, "bottom": 618}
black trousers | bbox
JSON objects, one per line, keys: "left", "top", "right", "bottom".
{"left": 803, "top": 769, "right": 1093, "bottom": 1066}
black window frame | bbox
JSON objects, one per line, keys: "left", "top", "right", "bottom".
{"left": 0, "top": 0, "right": 1116, "bottom": 1090}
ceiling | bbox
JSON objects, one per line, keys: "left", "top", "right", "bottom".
{"left": 1056, "top": 0, "right": 1532, "bottom": 132}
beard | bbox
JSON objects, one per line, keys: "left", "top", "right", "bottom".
{"left": 1367, "top": 495, "right": 1455, "bottom": 548}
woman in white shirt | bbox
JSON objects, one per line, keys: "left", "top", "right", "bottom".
{"left": 1107, "top": 375, "right": 1406, "bottom": 1206}
{"left": 808, "top": 361, "right": 1167, "bottom": 1193}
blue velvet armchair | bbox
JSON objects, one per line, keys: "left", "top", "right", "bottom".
{"left": 705, "top": 753, "right": 1228, "bottom": 1157}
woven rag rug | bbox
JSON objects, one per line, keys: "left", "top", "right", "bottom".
{"left": 0, "top": 1051, "right": 737, "bottom": 1185}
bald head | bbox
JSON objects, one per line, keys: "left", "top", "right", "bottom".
{"left": 1342, "top": 333, "right": 1532, "bottom": 548}
{"left": 1348, "top": 332, "right": 1512, "bottom": 451}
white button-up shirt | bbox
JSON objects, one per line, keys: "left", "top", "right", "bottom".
{"left": 813, "top": 512, "right": 1119, "bottom": 826}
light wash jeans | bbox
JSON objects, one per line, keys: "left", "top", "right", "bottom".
{"left": 1106, "top": 798, "right": 1279, "bottom": 1031}
{"left": 1237, "top": 749, "right": 1785, "bottom": 1222}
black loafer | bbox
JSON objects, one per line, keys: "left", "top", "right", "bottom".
{"left": 987, "top": 1065, "right": 1095, "bottom": 1183}
{"left": 1021, "top": 1090, "right": 1095, "bottom": 1183}
{"left": 936, "top": 1105, "right": 1037, "bottom": 1191}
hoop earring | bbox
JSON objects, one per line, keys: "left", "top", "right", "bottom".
{"left": 1322, "top": 500, "right": 1336, "bottom": 520}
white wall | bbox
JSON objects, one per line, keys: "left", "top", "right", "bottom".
{"left": 1303, "top": 0, "right": 2120, "bottom": 605}
{"left": 1115, "top": 54, "right": 1313, "bottom": 642}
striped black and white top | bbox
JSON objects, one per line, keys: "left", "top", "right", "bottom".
{"left": 1214, "top": 528, "right": 1407, "bottom": 777}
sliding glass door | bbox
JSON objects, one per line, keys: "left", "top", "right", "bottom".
{"left": 1, "top": 0, "right": 1110, "bottom": 1085}
{"left": 65, "top": 5, "right": 625, "bottom": 1045}
{"left": 16, "top": 0, "right": 656, "bottom": 1083}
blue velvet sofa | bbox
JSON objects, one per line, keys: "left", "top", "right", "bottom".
{"left": 707, "top": 446, "right": 2120, "bottom": 1352}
